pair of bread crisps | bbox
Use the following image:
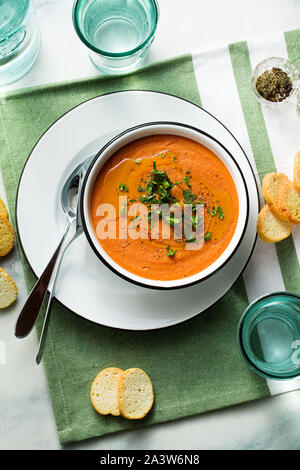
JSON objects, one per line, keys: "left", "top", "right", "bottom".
{"left": 91, "top": 367, "right": 154, "bottom": 420}
{"left": 257, "top": 152, "right": 300, "bottom": 243}
{"left": 0, "top": 198, "right": 17, "bottom": 309}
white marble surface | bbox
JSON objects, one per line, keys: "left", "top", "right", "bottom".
{"left": 1, "top": 0, "right": 300, "bottom": 450}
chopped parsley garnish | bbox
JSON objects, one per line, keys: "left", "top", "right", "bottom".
{"left": 139, "top": 194, "right": 155, "bottom": 204}
{"left": 209, "top": 206, "right": 224, "bottom": 219}
{"left": 134, "top": 159, "right": 142, "bottom": 164}
{"left": 184, "top": 175, "right": 191, "bottom": 188}
{"left": 191, "top": 213, "right": 201, "bottom": 229}
{"left": 183, "top": 190, "right": 197, "bottom": 204}
{"left": 119, "top": 183, "right": 128, "bottom": 192}
{"left": 204, "top": 232, "right": 212, "bottom": 241}
{"left": 128, "top": 199, "right": 137, "bottom": 203}
{"left": 130, "top": 215, "right": 141, "bottom": 227}
{"left": 217, "top": 206, "right": 224, "bottom": 220}
{"left": 174, "top": 156, "right": 177, "bottom": 163}
{"left": 135, "top": 161, "right": 211, "bottom": 245}
{"left": 194, "top": 200, "right": 204, "bottom": 205}
{"left": 164, "top": 214, "right": 182, "bottom": 227}
{"left": 166, "top": 248, "right": 177, "bottom": 257}
{"left": 137, "top": 161, "right": 179, "bottom": 206}
{"left": 120, "top": 202, "right": 128, "bottom": 215}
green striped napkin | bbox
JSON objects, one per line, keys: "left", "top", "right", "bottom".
{"left": 1, "top": 29, "right": 299, "bottom": 445}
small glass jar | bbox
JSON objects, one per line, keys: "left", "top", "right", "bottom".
{"left": 238, "top": 292, "right": 300, "bottom": 380}
{"left": 0, "top": 0, "right": 41, "bottom": 86}
{"left": 251, "top": 57, "right": 299, "bottom": 109}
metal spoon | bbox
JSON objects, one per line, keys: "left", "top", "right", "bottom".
{"left": 35, "top": 163, "right": 89, "bottom": 364}
{"left": 15, "top": 157, "right": 92, "bottom": 341}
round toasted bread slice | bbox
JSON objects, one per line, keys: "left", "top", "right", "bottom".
{"left": 0, "top": 216, "right": 14, "bottom": 257}
{"left": 0, "top": 267, "right": 17, "bottom": 309}
{"left": 262, "top": 173, "right": 290, "bottom": 221}
{"left": 91, "top": 367, "right": 124, "bottom": 416}
{"left": 118, "top": 368, "right": 154, "bottom": 420}
{"left": 257, "top": 205, "right": 292, "bottom": 243}
{"left": 0, "top": 199, "right": 9, "bottom": 221}
{"left": 278, "top": 181, "right": 300, "bottom": 224}
{"left": 294, "top": 151, "right": 300, "bottom": 193}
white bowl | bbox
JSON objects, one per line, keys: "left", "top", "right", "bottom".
{"left": 81, "top": 122, "right": 249, "bottom": 289}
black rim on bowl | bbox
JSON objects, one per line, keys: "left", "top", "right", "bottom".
{"left": 80, "top": 121, "right": 250, "bottom": 290}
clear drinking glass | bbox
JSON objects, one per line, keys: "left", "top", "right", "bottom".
{"left": 72, "top": 0, "right": 159, "bottom": 75}
{"left": 238, "top": 292, "right": 300, "bottom": 380}
{"left": 0, "top": 0, "right": 40, "bottom": 86}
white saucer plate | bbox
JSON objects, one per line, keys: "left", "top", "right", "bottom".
{"left": 16, "top": 91, "right": 259, "bottom": 331}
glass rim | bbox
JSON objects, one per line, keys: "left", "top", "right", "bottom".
{"left": 237, "top": 291, "right": 300, "bottom": 380}
{"left": 72, "top": 0, "right": 159, "bottom": 58}
{"left": 0, "top": 0, "right": 30, "bottom": 39}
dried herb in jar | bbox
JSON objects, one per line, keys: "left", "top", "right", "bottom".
{"left": 256, "top": 67, "right": 293, "bottom": 102}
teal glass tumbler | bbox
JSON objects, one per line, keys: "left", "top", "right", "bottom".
{"left": 73, "top": 0, "right": 159, "bottom": 75}
{"left": 0, "top": 0, "right": 40, "bottom": 86}
{"left": 238, "top": 292, "right": 300, "bottom": 380}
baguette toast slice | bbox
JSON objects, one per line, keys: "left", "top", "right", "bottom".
{"left": 0, "top": 216, "right": 14, "bottom": 257}
{"left": 262, "top": 173, "right": 290, "bottom": 222}
{"left": 118, "top": 368, "right": 154, "bottom": 420}
{"left": 257, "top": 205, "right": 292, "bottom": 243}
{"left": 91, "top": 367, "right": 124, "bottom": 416}
{"left": 294, "top": 150, "right": 300, "bottom": 193}
{"left": 0, "top": 267, "right": 18, "bottom": 309}
{"left": 278, "top": 182, "right": 300, "bottom": 225}
{"left": 0, "top": 198, "right": 9, "bottom": 221}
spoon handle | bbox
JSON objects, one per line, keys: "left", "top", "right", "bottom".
{"left": 35, "top": 225, "right": 82, "bottom": 364}
{"left": 15, "top": 223, "right": 70, "bottom": 338}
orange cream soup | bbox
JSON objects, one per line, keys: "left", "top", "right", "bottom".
{"left": 90, "top": 135, "right": 239, "bottom": 281}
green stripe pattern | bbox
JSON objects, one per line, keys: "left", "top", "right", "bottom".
{"left": 229, "top": 40, "right": 300, "bottom": 294}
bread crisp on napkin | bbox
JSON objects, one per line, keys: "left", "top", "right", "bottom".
{"left": 0, "top": 197, "right": 17, "bottom": 309}
{"left": 91, "top": 367, "right": 154, "bottom": 420}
